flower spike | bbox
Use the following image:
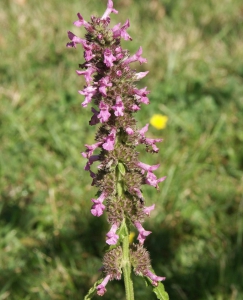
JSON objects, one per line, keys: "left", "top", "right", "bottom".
{"left": 67, "top": 2, "right": 168, "bottom": 298}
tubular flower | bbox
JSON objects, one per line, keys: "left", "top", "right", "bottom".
{"left": 145, "top": 270, "right": 166, "bottom": 286}
{"left": 67, "top": 0, "right": 167, "bottom": 297}
{"left": 96, "top": 275, "right": 111, "bottom": 296}
{"left": 106, "top": 223, "right": 119, "bottom": 245}
{"left": 134, "top": 221, "right": 152, "bottom": 244}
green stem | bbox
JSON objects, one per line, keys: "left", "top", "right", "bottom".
{"left": 122, "top": 221, "right": 134, "bottom": 300}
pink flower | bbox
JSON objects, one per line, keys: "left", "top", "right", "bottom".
{"left": 98, "top": 101, "right": 111, "bottom": 123}
{"left": 91, "top": 192, "right": 106, "bottom": 217}
{"left": 143, "top": 204, "right": 155, "bottom": 216}
{"left": 102, "top": 128, "right": 116, "bottom": 151}
{"left": 126, "top": 127, "right": 134, "bottom": 135}
{"left": 130, "top": 104, "right": 140, "bottom": 111}
{"left": 134, "top": 71, "right": 149, "bottom": 80}
{"left": 133, "top": 87, "right": 150, "bottom": 104}
{"left": 101, "top": 0, "right": 118, "bottom": 20}
{"left": 116, "top": 70, "right": 122, "bottom": 76}
{"left": 84, "top": 47, "right": 95, "bottom": 61}
{"left": 138, "top": 124, "right": 162, "bottom": 152}
{"left": 82, "top": 141, "right": 102, "bottom": 158}
{"left": 112, "top": 20, "right": 132, "bottom": 41}
{"left": 139, "top": 123, "right": 149, "bottom": 135}
{"left": 89, "top": 170, "right": 95, "bottom": 179}
{"left": 76, "top": 66, "right": 96, "bottom": 84}
{"left": 114, "top": 46, "right": 125, "bottom": 60}
{"left": 89, "top": 107, "right": 100, "bottom": 125}
{"left": 124, "top": 46, "right": 147, "bottom": 65}
{"left": 146, "top": 172, "right": 166, "bottom": 188}
{"left": 73, "top": 13, "right": 92, "bottom": 31}
{"left": 145, "top": 270, "right": 166, "bottom": 286}
{"left": 104, "top": 48, "right": 116, "bottom": 67}
{"left": 134, "top": 221, "right": 152, "bottom": 244}
{"left": 66, "top": 31, "right": 86, "bottom": 48}
{"left": 112, "top": 96, "right": 124, "bottom": 116}
{"left": 133, "top": 188, "right": 144, "bottom": 201}
{"left": 98, "top": 76, "right": 112, "bottom": 96}
{"left": 78, "top": 86, "right": 96, "bottom": 107}
{"left": 91, "top": 200, "right": 106, "bottom": 217}
{"left": 106, "top": 223, "right": 119, "bottom": 245}
{"left": 96, "top": 275, "right": 111, "bottom": 296}
{"left": 137, "top": 161, "right": 160, "bottom": 172}
{"left": 144, "top": 138, "right": 163, "bottom": 152}
{"left": 84, "top": 155, "right": 100, "bottom": 171}
{"left": 67, "top": 32, "right": 96, "bottom": 61}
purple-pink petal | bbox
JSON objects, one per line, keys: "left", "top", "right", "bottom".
{"left": 131, "top": 104, "right": 140, "bottom": 111}
{"left": 112, "top": 19, "right": 132, "bottom": 41}
{"left": 145, "top": 137, "right": 163, "bottom": 145}
{"left": 114, "top": 46, "right": 124, "bottom": 60}
{"left": 78, "top": 86, "right": 96, "bottom": 107}
{"left": 90, "top": 192, "right": 107, "bottom": 217}
{"left": 151, "top": 144, "right": 159, "bottom": 152}
{"left": 76, "top": 66, "right": 96, "bottom": 83}
{"left": 139, "top": 123, "right": 149, "bottom": 136}
{"left": 112, "top": 96, "right": 124, "bottom": 116}
{"left": 98, "top": 101, "right": 111, "bottom": 123}
{"left": 120, "top": 19, "right": 132, "bottom": 40}
{"left": 124, "top": 46, "right": 147, "bottom": 65}
{"left": 106, "top": 223, "right": 119, "bottom": 245}
{"left": 145, "top": 270, "right": 166, "bottom": 286}
{"left": 67, "top": 31, "right": 86, "bottom": 48}
{"left": 134, "top": 221, "right": 152, "bottom": 244}
{"left": 146, "top": 172, "right": 166, "bottom": 188}
{"left": 74, "top": 13, "right": 92, "bottom": 31}
{"left": 116, "top": 70, "right": 122, "bottom": 76}
{"left": 140, "top": 137, "right": 162, "bottom": 153}
{"left": 89, "top": 107, "right": 100, "bottom": 125}
{"left": 91, "top": 200, "right": 106, "bottom": 217}
{"left": 133, "top": 188, "right": 143, "bottom": 200}
{"left": 82, "top": 141, "right": 102, "bottom": 158}
{"left": 84, "top": 155, "right": 100, "bottom": 171}
{"left": 134, "top": 71, "right": 149, "bottom": 80}
{"left": 89, "top": 170, "right": 95, "bottom": 178}
{"left": 96, "top": 275, "right": 111, "bottom": 296}
{"left": 102, "top": 128, "right": 116, "bottom": 151}
{"left": 126, "top": 127, "right": 134, "bottom": 135}
{"left": 98, "top": 76, "right": 112, "bottom": 96}
{"left": 101, "top": 0, "right": 118, "bottom": 20}
{"left": 143, "top": 204, "right": 155, "bottom": 216}
{"left": 137, "top": 161, "right": 160, "bottom": 172}
{"left": 84, "top": 49, "right": 95, "bottom": 61}
{"left": 104, "top": 48, "right": 116, "bottom": 67}
{"left": 133, "top": 87, "right": 150, "bottom": 104}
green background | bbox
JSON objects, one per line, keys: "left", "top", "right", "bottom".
{"left": 1, "top": 0, "right": 243, "bottom": 299}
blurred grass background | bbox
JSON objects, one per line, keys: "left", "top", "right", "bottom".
{"left": 1, "top": 0, "right": 243, "bottom": 299}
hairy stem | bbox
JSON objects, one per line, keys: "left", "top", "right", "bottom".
{"left": 122, "top": 221, "right": 134, "bottom": 300}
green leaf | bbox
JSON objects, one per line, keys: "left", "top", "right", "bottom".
{"left": 118, "top": 218, "right": 129, "bottom": 239}
{"left": 118, "top": 162, "right": 126, "bottom": 176}
{"left": 153, "top": 282, "right": 169, "bottom": 300}
{"left": 84, "top": 278, "right": 103, "bottom": 300}
{"left": 117, "top": 181, "right": 123, "bottom": 197}
{"left": 144, "top": 275, "right": 169, "bottom": 300}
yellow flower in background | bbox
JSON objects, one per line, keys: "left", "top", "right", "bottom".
{"left": 129, "top": 231, "right": 136, "bottom": 244}
{"left": 150, "top": 114, "right": 168, "bottom": 130}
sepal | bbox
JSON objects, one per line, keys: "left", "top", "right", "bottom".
{"left": 84, "top": 278, "right": 103, "bottom": 300}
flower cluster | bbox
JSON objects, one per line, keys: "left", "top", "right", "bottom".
{"left": 67, "top": 0, "right": 166, "bottom": 296}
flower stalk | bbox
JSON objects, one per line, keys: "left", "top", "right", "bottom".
{"left": 122, "top": 221, "right": 134, "bottom": 300}
{"left": 67, "top": 1, "right": 169, "bottom": 299}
